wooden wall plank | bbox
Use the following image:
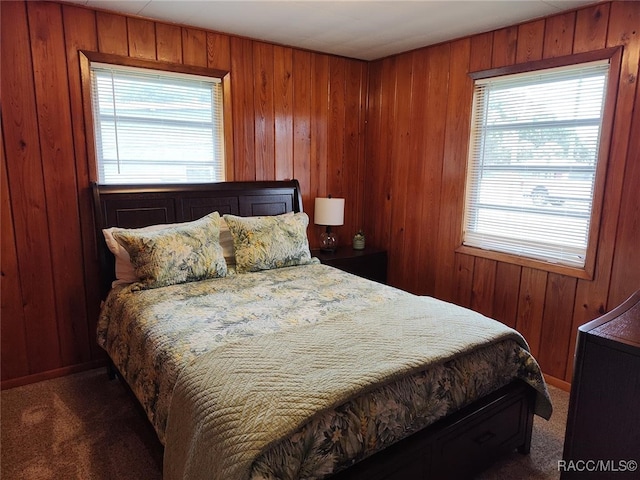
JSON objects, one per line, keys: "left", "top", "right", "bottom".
{"left": 538, "top": 274, "right": 577, "bottom": 379}
{"left": 402, "top": 50, "right": 429, "bottom": 293}
{"left": 27, "top": 1, "right": 90, "bottom": 366}
{"left": 253, "top": 42, "right": 275, "bottom": 180}
{"left": 1, "top": 0, "right": 61, "bottom": 374}
{"left": 362, "top": 60, "right": 389, "bottom": 249}
{"left": 156, "top": 23, "right": 182, "bottom": 63}
{"left": 96, "top": 11, "right": 128, "bottom": 55}
{"left": 387, "top": 52, "right": 413, "bottom": 288}
{"left": 309, "top": 53, "right": 330, "bottom": 244}
{"left": 292, "top": 49, "right": 312, "bottom": 220}
{"left": 471, "top": 257, "right": 497, "bottom": 318}
{"left": 516, "top": 19, "right": 545, "bottom": 63}
{"left": 62, "top": 3, "right": 102, "bottom": 360}
{"left": 274, "top": 46, "right": 294, "bottom": 181}
{"left": 375, "top": 56, "right": 397, "bottom": 250}
{"left": 182, "top": 27, "right": 207, "bottom": 67}
{"left": 207, "top": 32, "right": 231, "bottom": 71}
{"left": 491, "top": 26, "right": 517, "bottom": 68}
{"left": 492, "top": 262, "right": 522, "bottom": 328}
{"left": 310, "top": 54, "right": 329, "bottom": 199}
{"left": 516, "top": 268, "right": 547, "bottom": 357}
{"left": 453, "top": 253, "right": 475, "bottom": 308}
{"left": 415, "top": 44, "right": 448, "bottom": 296}
{"left": 230, "top": 37, "right": 255, "bottom": 181}
{"left": 469, "top": 32, "right": 493, "bottom": 72}
{"left": 327, "top": 56, "right": 347, "bottom": 199}
{"left": 342, "top": 60, "right": 366, "bottom": 243}
{"left": 1, "top": 124, "right": 30, "bottom": 380}
{"left": 127, "top": 17, "right": 156, "bottom": 60}
{"left": 434, "top": 38, "right": 472, "bottom": 302}
{"left": 543, "top": 11, "right": 576, "bottom": 58}
{"left": 573, "top": 3, "right": 611, "bottom": 53}
{"left": 218, "top": 30, "right": 235, "bottom": 183}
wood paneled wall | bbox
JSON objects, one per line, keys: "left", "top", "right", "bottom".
{"left": 1, "top": 1, "right": 367, "bottom": 386}
{"left": 2, "top": 0, "right": 639, "bottom": 388}
{"left": 364, "top": 1, "right": 640, "bottom": 384}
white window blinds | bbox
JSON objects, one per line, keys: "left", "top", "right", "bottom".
{"left": 90, "top": 63, "right": 225, "bottom": 184}
{"left": 463, "top": 60, "right": 609, "bottom": 268}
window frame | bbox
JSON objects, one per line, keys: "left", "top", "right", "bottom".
{"left": 457, "top": 47, "right": 622, "bottom": 280}
{"left": 79, "top": 51, "right": 233, "bottom": 185}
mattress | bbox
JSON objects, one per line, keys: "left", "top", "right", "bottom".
{"left": 97, "top": 263, "right": 551, "bottom": 479}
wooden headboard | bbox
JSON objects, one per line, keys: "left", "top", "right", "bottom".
{"left": 92, "top": 180, "right": 304, "bottom": 295}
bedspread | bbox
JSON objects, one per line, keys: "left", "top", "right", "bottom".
{"left": 164, "top": 295, "right": 551, "bottom": 480}
{"left": 97, "top": 263, "right": 408, "bottom": 443}
{"left": 97, "top": 263, "right": 551, "bottom": 479}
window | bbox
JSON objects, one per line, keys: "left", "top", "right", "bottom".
{"left": 461, "top": 56, "right": 616, "bottom": 276}
{"left": 89, "top": 62, "right": 225, "bottom": 184}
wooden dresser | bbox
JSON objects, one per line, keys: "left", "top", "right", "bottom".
{"left": 562, "top": 290, "right": 640, "bottom": 479}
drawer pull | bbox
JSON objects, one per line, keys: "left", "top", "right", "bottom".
{"left": 473, "top": 431, "right": 496, "bottom": 445}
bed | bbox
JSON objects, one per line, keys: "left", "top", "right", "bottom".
{"left": 93, "top": 180, "right": 552, "bottom": 480}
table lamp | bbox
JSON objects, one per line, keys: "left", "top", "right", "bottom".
{"left": 314, "top": 196, "right": 345, "bottom": 252}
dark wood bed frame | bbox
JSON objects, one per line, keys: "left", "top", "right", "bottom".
{"left": 93, "top": 180, "right": 537, "bottom": 480}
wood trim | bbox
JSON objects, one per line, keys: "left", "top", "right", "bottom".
{"left": 1, "top": 360, "right": 106, "bottom": 391}
{"left": 80, "top": 49, "right": 228, "bottom": 78}
{"left": 543, "top": 373, "right": 572, "bottom": 392}
{"left": 456, "top": 245, "right": 593, "bottom": 280}
{"left": 79, "top": 52, "right": 99, "bottom": 184}
{"left": 584, "top": 45, "right": 623, "bottom": 278}
{"left": 470, "top": 46, "right": 621, "bottom": 77}
{"left": 222, "top": 72, "right": 235, "bottom": 181}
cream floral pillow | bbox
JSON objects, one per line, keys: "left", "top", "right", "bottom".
{"left": 112, "top": 212, "right": 227, "bottom": 289}
{"left": 223, "top": 212, "right": 315, "bottom": 273}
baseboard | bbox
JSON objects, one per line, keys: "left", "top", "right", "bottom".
{"left": 1, "top": 359, "right": 107, "bottom": 390}
{"left": 543, "top": 373, "right": 571, "bottom": 392}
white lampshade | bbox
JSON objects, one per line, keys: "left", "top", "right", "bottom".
{"left": 314, "top": 197, "right": 345, "bottom": 226}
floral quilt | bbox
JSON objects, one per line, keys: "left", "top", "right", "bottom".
{"left": 97, "top": 263, "right": 551, "bottom": 479}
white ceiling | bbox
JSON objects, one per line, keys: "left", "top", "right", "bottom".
{"left": 65, "top": 0, "right": 597, "bottom": 61}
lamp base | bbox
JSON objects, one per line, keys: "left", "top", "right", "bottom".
{"left": 320, "top": 230, "right": 338, "bottom": 253}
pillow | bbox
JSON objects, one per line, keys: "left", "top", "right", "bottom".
{"left": 104, "top": 222, "right": 192, "bottom": 286}
{"left": 103, "top": 227, "right": 142, "bottom": 286}
{"left": 223, "top": 212, "right": 314, "bottom": 273}
{"left": 103, "top": 216, "right": 236, "bottom": 286}
{"left": 219, "top": 219, "right": 235, "bottom": 266}
{"left": 111, "top": 212, "right": 227, "bottom": 289}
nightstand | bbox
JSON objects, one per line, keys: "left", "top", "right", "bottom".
{"left": 311, "top": 247, "right": 387, "bottom": 284}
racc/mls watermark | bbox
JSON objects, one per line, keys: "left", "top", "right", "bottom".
{"left": 558, "top": 459, "right": 638, "bottom": 473}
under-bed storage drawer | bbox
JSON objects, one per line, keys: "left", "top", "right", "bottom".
{"left": 335, "top": 439, "right": 430, "bottom": 480}
{"left": 332, "top": 381, "right": 534, "bottom": 480}
{"left": 430, "top": 385, "right": 533, "bottom": 478}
